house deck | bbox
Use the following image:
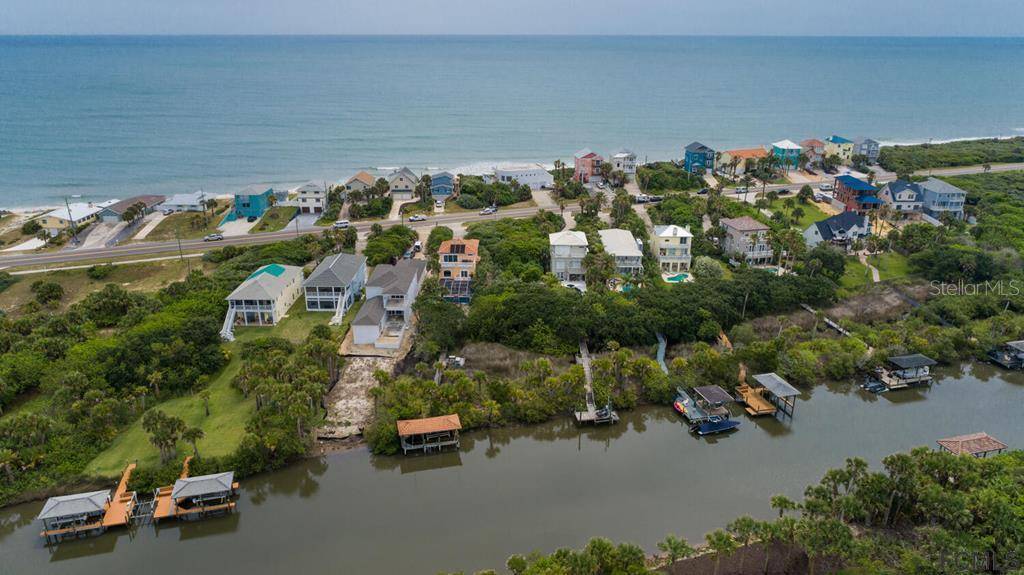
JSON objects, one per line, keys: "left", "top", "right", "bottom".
{"left": 735, "top": 384, "right": 776, "bottom": 416}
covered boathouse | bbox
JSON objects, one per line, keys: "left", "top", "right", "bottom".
{"left": 937, "top": 432, "right": 1008, "bottom": 458}
{"left": 155, "top": 472, "right": 238, "bottom": 522}
{"left": 38, "top": 463, "right": 137, "bottom": 543}
{"left": 397, "top": 414, "right": 462, "bottom": 455}
{"left": 990, "top": 340, "right": 1024, "bottom": 370}
{"left": 873, "top": 353, "right": 937, "bottom": 390}
{"left": 747, "top": 373, "right": 801, "bottom": 417}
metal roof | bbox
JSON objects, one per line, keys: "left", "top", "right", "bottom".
{"left": 654, "top": 224, "right": 693, "bottom": 238}
{"left": 888, "top": 354, "right": 937, "bottom": 369}
{"left": 693, "top": 385, "right": 734, "bottom": 405}
{"left": 37, "top": 490, "right": 110, "bottom": 520}
{"left": 226, "top": 264, "right": 303, "bottom": 301}
{"left": 165, "top": 191, "right": 206, "bottom": 206}
{"left": 685, "top": 141, "right": 713, "bottom": 153}
{"left": 303, "top": 253, "right": 366, "bottom": 289}
{"left": 751, "top": 373, "right": 800, "bottom": 398}
{"left": 826, "top": 135, "right": 853, "bottom": 144}
{"left": 549, "top": 230, "right": 588, "bottom": 247}
{"left": 771, "top": 139, "right": 802, "bottom": 150}
{"left": 238, "top": 185, "right": 273, "bottom": 197}
{"left": 598, "top": 229, "right": 642, "bottom": 258}
{"left": 171, "top": 472, "right": 235, "bottom": 499}
{"left": 836, "top": 175, "right": 876, "bottom": 192}
{"left": 1006, "top": 340, "right": 1024, "bottom": 352}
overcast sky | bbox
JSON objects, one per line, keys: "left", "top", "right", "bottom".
{"left": 2, "top": 0, "right": 1023, "bottom": 36}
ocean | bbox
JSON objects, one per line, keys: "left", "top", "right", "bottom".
{"left": 1, "top": 35, "right": 1023, "bottom": 209}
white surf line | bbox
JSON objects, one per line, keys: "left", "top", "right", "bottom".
{"left": 4, "top": 253, "right": 204, "bottom": 275}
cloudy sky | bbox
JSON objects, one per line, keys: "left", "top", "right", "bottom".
{"left": 2, "top": 0, "right": 1022, "bottom": 36}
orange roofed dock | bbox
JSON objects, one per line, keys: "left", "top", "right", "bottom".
{"left": 397, "top": 414, "right": 462, "bottom": 455}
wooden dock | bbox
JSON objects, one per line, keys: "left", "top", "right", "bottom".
{"left": 573, "top": 340, "right": 619, "bottom": 425}
{"left": 101, "top": 463, "right": 137, "bottom": 528}
{"left": 735, "top": 384, "right": 776, "bottom": 416}
{"left": 153, "top": 456, "right": 192, "bottom": 522}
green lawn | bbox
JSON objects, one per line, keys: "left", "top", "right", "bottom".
{"left": 867, "top": 252, "right": 911, "bottom": 281}
{"left": 839, "top": 257, "right": 873, "bottom": 292}
{"left": 145, "top": 205, "right": 231, "bottom": 241}
{"left": 250, "top": 206, "right": 299, "bottom": 234}
{"left": 766, "top": 198, "right": 828, "bottom": 229}
{"left": 232, "top": 297, "right": 337, "bottom": 344}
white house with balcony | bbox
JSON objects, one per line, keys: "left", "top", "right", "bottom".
{"left": 721, "top": 216, "right": 773, "bottom": 266}
{"left": 487, "top": 164, "right": 554, "bottom": 190}
{"left": 653, "top": 224, "right": 692, "bottom": 273}
{"left": 302, "top": 252, "right": 367, "bottom": 323}
{"left": 293, "top": 181, "right": 328, "bottom": 214}
{"left": 598, "top": 228, "right": 643, "bottom": 276}
{"left": 549, "top": 230, "right": 589, "bottom": 283}
{"left": 351, "top": 259, "right": 426, "bottom": 349}
{"left": 221, "top": 264, "right": 304, "bottom": 340}
{"left": 609, "top": 149, "right": 638, "bottom": 176}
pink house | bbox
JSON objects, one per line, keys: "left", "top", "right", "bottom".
{"left": 573, "top": 148, "right": 604, "bottom": 183}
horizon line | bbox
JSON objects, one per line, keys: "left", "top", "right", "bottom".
{"left": 2, "top": 33, "right": 1024, "bottom": 39}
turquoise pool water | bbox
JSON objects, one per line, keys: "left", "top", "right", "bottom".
{"left": 665, "top": 273, "right": 689, "bottom": 283}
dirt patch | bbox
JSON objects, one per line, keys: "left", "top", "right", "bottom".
{"left": 318, "top": 356, "right": 396, "bottom": 440}
{"left": 661, "top": 541, "right": 843, "bottom": 575}
{"left": 458, "top": 342, "right": 573, "bottom": 378}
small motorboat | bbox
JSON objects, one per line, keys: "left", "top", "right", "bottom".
{"left": 672, "top": 388, "right": 709, "bottom": 423}
{"left": 860, "top": 377, "right": 887, "bottom": 394}
{"left": 690, "top": 415, "right": 741, "bottom": 436}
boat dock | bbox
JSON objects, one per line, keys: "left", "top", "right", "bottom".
{"left": 154, "top": 457, "right": 239, "bottom": 522}
{"left": 868, "top": 354, "right": 937, "bottom": 391}
{"left": 735, "top": 384, "right": 776, "bottom": 416}
{"left": 574, "top": 340, "right": 619, "bottom": 425}
{"left": 39, "top": 463, "right": 137, "bottom": 543}
{"left": 102, "top": 463, "right": 138, "bottom": 528}
{"left": 989, "top": 340, "right": 1024, "bottom": 370}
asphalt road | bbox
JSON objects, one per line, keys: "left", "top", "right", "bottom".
{"left": 0, "top": 206, "right": 552, "bottom": 269}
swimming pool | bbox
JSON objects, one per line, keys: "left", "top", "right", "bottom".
{"left": 664, "top": 273, "right": 689, "bottom": 283}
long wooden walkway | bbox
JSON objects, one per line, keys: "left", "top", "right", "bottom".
{"left": 153, "top": 456, "right": 192, "bottom": 522}
{"left": 574, "top": 340, "right": 618, "bottom": 425}
{"left": 101, "top": 463, "right": 137, "bottom": 528}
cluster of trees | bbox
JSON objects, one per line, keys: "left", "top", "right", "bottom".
{"left": 879, "top": 137, "right": 1024, "bottom": 174}
{"left": 943, "top": 171, "right": 1024, "bottom": 255}
{"left": 465, "top": 212, "right": 563, "bottom": 282}
{"left": 347, "top": 177, "right": 393, "bottom": 219}
{"left": 636, "top": 161, "right": 703, "bottom": 192}
{"left": 320, "top": 185, "right": 345, "bottom": 222}
{"left": 119, "top": 201, "right": 150, "bottom": 224}
{"left": 455, "top": 176, "right": 532, "bottom": 209}
{"left": 363, "top": 224, "right": 417, "bottom": 265}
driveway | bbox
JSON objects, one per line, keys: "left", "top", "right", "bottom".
{"left": 218, "top": 217, "right": 259, "bottom": 237}
{"left": 79, "top": 221, "right": 128, "bottom": 249}
{"left": 132, "top": 212, "right": 166, "bottom": 240}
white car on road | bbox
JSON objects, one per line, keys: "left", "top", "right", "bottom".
{"left": 408, "top": 214, "right": 428, "bottom": 222}
{"left": 332, "top": 220, "right": 350, "bottom": 229}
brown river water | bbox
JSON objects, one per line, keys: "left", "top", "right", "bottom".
{"left": 1, "top": 363, "right": 1022, "bottom": 574}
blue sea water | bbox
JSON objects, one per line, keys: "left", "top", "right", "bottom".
{"left": 1, "top": 35, "right": 1023, "bottom": 208}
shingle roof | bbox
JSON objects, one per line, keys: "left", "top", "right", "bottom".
{"left": 171, "top": 472, "right": 235, "bottom": 499}
{"left": 102, "top": 195, "right": 167, "bottom": 215}
{"left": 549, "top": 230, "right": 589, "bottom": 247}
{"left": 598, "top": 229, "right": 642, "bottom": 258}
{"left": 882, "top": 180, "right": 924, "bottom": 202}
{"left": 353, "top": 295, "right": 385, "bottom": 326}
{"left": 921, "top": 177, "right": 967, "bottom": 198}
{"left": 388, "top": 167, "right": 418, "bottom": 184}
{"left": 654, "top": 224, "right": 693, "bottom": 238}
{"left": 812, "top": 211, "right": 869, "bottom": 241}
{"left": 937, "top": 433, "right": 1008, "bottom": 456}
{"left": 303, "top": 253, "right": 366, "bottom": 289}
{"left": 836, "top": 175, "right": 876, "bottom": 192}
{"left": 37, "top": 490, "right": 110, "bottom": 520}
{"left": 366, "top": 259, "right": 426, "bottom": 295}
{"left": 800, "top": 139, "right": 825, "bottom": 148}
{"left": 686, "top": 141, "right": 713, "bottom": 153}
{"left": 293, "top": 181, "right": 326, "bottom": 194}
{"left": 888, "top": 354, "right": 937, "bottom": 369}
{"left": 397, "top": 414, "right": 462, "bottom": 436}
{"left": 721, "top": 216, "right": 769, "bottom": 233}
{"left": 226, "top": 264, "right": 303, "bottom": 301}
{"left": 43, "top": 202, "right": 109, "bottom": 223}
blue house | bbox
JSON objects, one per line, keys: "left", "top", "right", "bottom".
{"left": 430, "top": 172, "right": 456, "bottom": 199}
{"left": 770, "top": 140, "right": 803, "bottom": 170}
{"left": 683, "top": 142, "right": 715, "bottom": 174}
{"left": 233, "top": 186, "right": 274, "bottom": 219}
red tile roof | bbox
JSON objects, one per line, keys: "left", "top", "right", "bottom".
{"left": 937, "top": 432, "right": 1008, "bottom": 456}
{"left": 397, "top": 414, "right": 463, "bottom": 436}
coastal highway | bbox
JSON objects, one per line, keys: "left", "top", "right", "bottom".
{"left": 0, "top": 206, "right": 554, "bottom": 269}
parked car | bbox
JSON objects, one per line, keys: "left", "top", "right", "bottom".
{"left": 735, "top": 186, "right": 748, "bottom": 194}
{"left": 402, "top": 249, "right": 413, "bottom": 259}
{"left": 332, "top": 219, "right": 350, "bottom": 229}
{"left": 647, "top": 195, "right": 664, "bottom": 203}
{"left": 434, "top": 200, "right": 444, "bottom": 208}
{"left": 162, "top": 208, "right": 174, "bottom": 216}
{"left": 413, "top": 240, "right": 422, "bottom": 252}
{"left": 818, "top": 183, "right": 834, "bottom": 191}
{"left": 203, "top": 233, "right": 224, "bottom": 242}
{"left": 480, "top": 206, "right": 497, "bottom": 215}
{"left": 408, "top": 214, "right": 427, "bottom": 222}
{"left": 777, "top": 188, "right": 791, "bottom": 195}
{"left": 698, "top": 188, "right": 710, "bottom": 195}
{"left": 246, "top": 215, "right": 258, "bottom": 223}
{"left": 634, "top": 194, "right": 649, "bottom": 204}
{"left": 813, "top": 193, "right": 827, "bottom": 202}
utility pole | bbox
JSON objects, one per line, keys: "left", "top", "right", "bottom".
{"left": 294, "top": 215, "right": 300, "bottom": 238}
{"left": 175, "top": 228, "right": 190, "bottom": 274}
{"left": 64, "top": 196, "right": 78, "bottom": 245}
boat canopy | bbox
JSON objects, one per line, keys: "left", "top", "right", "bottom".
{"left": 751, "top": 373, "right": 800, "bottom": 398}
{"left": 887, "top": 354, "right": 937, "bottom": 369}
{"left": 693, "top": 385, "right": 733, "bottom": 405}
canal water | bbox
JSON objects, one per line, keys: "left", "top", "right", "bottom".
{"left": 1, "top": 363, "right": 1022, "bottom": 574}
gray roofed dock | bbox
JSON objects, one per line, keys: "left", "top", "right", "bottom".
{"left": 750, "top": 373, "right": 800, "bottom": 417}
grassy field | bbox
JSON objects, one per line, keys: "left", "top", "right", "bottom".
{"left": 250, "top": 206, "right": 298, "bottom": 234}
{"left": 145, "top": 203, "right": 232, "bottom": 241}
{"left": 766, "top": 198, "right": 828, "bottom": 229}
{"left": 233, "top": 297, "right": 336, "bottom": 344}
{"left": 0, "top": 259, "right": 215, "bottom": 316}
{"left": 839, "top": 257, "right": 873, "bottom": 292}
{"left": 867, "top": 252, "right": 911, "bottom": 281}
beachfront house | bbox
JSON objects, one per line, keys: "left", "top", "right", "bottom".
{"left": 303, "top": 252, "right": 367, "bottom": 320}
{"left": 163, "top": 191, "right": 207, "bottom": 212}
{"left": 770, "top": 140, "right": 802, "bottom": 170}
{"left": 878, "top": 180, "right": 924, "bottom": 218}
{"left": 344, "top": 171, "right": 376, "bottom": 194}
{"left": 491, "top": 164, "right": 554, "bottom": 190}
{"left": 803, "top": 211, "right": 871, "bottom": 249}
{"left": 653, "top": 224, "right": 692, "bottom": 273}
{"left": 800, "top": 139, "right": 825, "bottom": 168}
{"left": 721, "top": 216, "right": 773, "bottom": 266}
{"left": 221, "top": 264, "right": 304, "bottom": 340}
{"left": 598, "top": 228, "right": 643, "bottom": 277}
{"left": 853, "top": 138, "right": 881, "bottom": 164}
{"left": 352, "top": 259, "right": 426, "bottom": 349}
{"left": 824, "top": 135, "right": 855, "bottom": 164}
{"left": 37, "top": 200, "right": 117, "bottom": 236}
{"left": 294, "top": 181, "right": 327, "bottom": 215}
{"left": 573, "top": 149, "right": 604, "bottom": 183}
{"left": 233, "top": 186, "right": 274, "bottom": 220}
{"left": 920, "top": 177, "right": 967, "bottom": 221}
{"left": 834, "top": 175, "right": 881, "bottom": 215}
{"left": 388, "top": 167, "right": 419, "bottom": 201}
{"left": 429, "top": 171, "right": 456, "bottom": 199}
{"left": 549, "top": 230, "right": 589, "bottom": 283}
{"left": 719, "top": 148, "right": 768, "bottom": 176}
{"left": 97, "top": 195, "right": 167, "bottom": 223}
{"left": 610, "top": 149, "right": 638, "bottom": 176}
{"left": 683, "top": 142, "right": 715, "bottom": 174}
{"left": 438, "top": 238, "right": 480, "bottom": 303}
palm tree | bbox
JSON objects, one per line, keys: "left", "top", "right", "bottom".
{"left": 658, "top": 533, "right": 695, "bottom": 565}
{"left": 198, "top": 389, "right": 211, "bottom": 417}
{"left": 727, "top": 516, "right": 759, "bottom": 574}
{"left": 755, "top": 520, "right": 780, "bottom": 575}
{"left": 147, "top": 370, "right": 163, "bottom": 398}
{"left": 705, "top": 529, "right": 738, "bottom": 575}
{"left": 770, "top": 494, "right": 798, "bottom": 518}
{"left": 182, "top": 427, "right": 204, "bottom": 458}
